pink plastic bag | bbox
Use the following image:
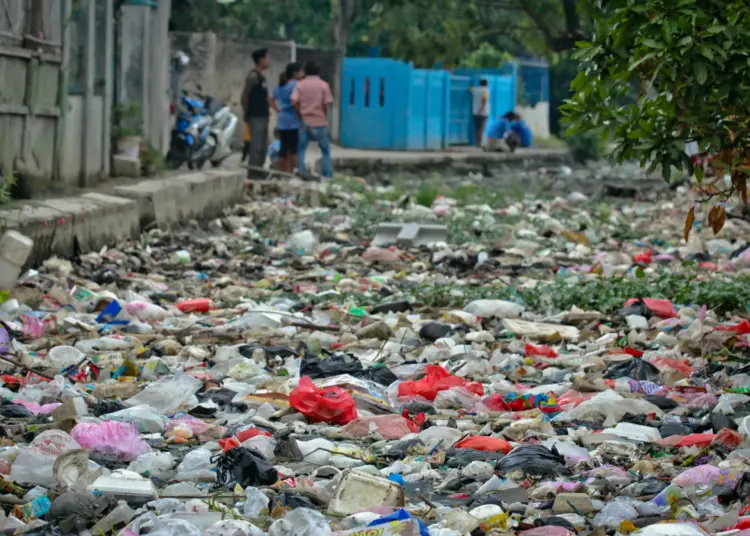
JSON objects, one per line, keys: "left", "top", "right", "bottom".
{"left": 71, "top": 421, "right": 151, "bottom": 461}
{"left": 672, "top": 464, "right": 741, "bottom": 488}
{"left": 341, "top": 415, "right": 419, "bottom": 439}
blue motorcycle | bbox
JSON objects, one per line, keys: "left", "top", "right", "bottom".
{"left": 167, "top": 91, "right": 214, "bottom": 169}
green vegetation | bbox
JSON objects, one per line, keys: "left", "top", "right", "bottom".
{"left": 563, "top": 0, "right": 750, "bottom": 235}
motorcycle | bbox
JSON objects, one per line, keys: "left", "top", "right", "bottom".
{"left": 199, "top": 87, "right": 238, "bottom": 167}
{"left": 167, "top": 91, "right": 213, "bottom": 170}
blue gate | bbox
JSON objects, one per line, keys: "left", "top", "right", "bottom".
{"left": 341, "top": 58, "right": 411, "bottom": 150}
{"left": 449, "top": 75, "right": 471, "bottom": 145}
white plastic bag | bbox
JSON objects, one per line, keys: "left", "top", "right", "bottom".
{"left": 243, "top": 486, "right": 270, "bottom": 517}
{"left": 207, "top": 520, "right": 266, "bottom": 536}
{"left": 464, "top": 299, "right": 524, "bottom": 319}
{"left": 10, "top": 430, "right": 81, "bottom": 486}
{"left": 175, "top": 448, "right": 216, "bottom": 482}
{"left": 128, "top": 452, "right": 176, "bottom": 480}
{"left": 103, "top": 405, "right": 169, "bottom": 433}
{"left": 269, "top": 508, "right": 334, "bottom": 536}
{"left": 125, "top": 374, "right": 202, "bottom": 414}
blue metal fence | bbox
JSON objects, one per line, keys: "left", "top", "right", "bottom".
{"left": 340, "top": 58, "right": 524, "bottom": 150}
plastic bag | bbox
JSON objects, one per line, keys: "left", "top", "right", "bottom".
{"left": 71, "top": 420, "right": 150, "bottom": 461}
{"left": 368, "top": 509, "right": 429, "bottom": 536}
{"left": 300, "top": 354, "right": 363, "bottom": 380}
{"left": 124, "top": 301, "right": 168, "bottom": 321}
{"left": 206, "top": 520, "right": 266, "bottom": 536}
{"left": 604, "top": 358, "right": 661, "bottom": 382}
{"left": 128, "top": 451, "right": 176, "bottom": 479}
{"left": 10, "top": 430, "right": 81, "bottom": 487}
{"left": 125, "top": 374, "right": 202, "bottom": 414}
{"left": 672, "top": 464, "right": 741, "bottom": 488}
{"left": 341, "top": 415, "right": 420, "bottom": 440}
{"left": 269, "top": 508, "right": 334, "bottom": 536}
{"left": 398, "top": 365, "right": 484, "bottom": 402}
{"left": 624, "top": 298, "right": 676, "bottom": 318}
{"left": 243, "top": 486, "right": 270, "bottom": 517}
{"left": 103, "top": 405, "right": 169, "bottom": 433}
{"left": 496, "top": 445, "right": 567, "bottom": 476}
{"left": 594, "top": 497, "right": 639, "bottom": 529}
{"left": 568, "top": 390, "right": 663, "bottom": 426}
{"left": 633, "top": 523, "right": 708, "bottom": 536}
{"left": 214, "top": 447, "right": 278, "bottom": 487}
{"left": 454, "top": 436, "right": 512, "bottom": 454}
{"left": 290, "top": 377, "right": 357, "bottom": 425}
{"left": 176, "top": 448, "right": 216, "bottom": 482}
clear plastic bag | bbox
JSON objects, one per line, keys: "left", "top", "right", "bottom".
{"left": 268, "top": 508, "right": 334, "bottom": 536}
{"left": 175, "top": 448, "right": 216, "bottom": 483}
{"left": 243, "top": 486, "right": 270, "bottom": 518}
{"left": 125, "top": 374, "right": 202, "bottom": 414}
{"left": 594, "top": 497, "right": 640, "bottom": 529}
{"left": 128, "top": 452, "right": 176, "bottom": 479}
{"left": 103, "top": 405, "right": 169, "bottom": 433}
{"left": 207, "top": 520, "right": 266, "bottom": 536}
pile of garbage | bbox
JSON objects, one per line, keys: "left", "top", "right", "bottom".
{"left": 1, "top": 177, "right": 750, "bottom": 536}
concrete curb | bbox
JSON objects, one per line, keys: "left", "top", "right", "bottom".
{"left": 0, "top": 169, "right": 244, "bottom": 268}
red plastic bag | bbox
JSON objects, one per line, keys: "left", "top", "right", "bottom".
{"left": 712, "top": 428, "right": 743, "bottom": 449}
{"left": 455, "top": 435, "right": 512, "bottom": 454}
{"left": 525, "top": 343, "right": 558, "bottom": 358}
{"left": 652, "top": 357, "right": 694, "bottom": 379}
{"left": 398, "top": 365, "right": 484, "bottom": 401}
{"left": 717, "top": 319, "right": 750, "bottom": 334}
{"left": 624, "top": 298, "right": 676, "bottom": 318}
{"left": 675, "top": 433, "right": 715, "bottom": 448}
{"left": 633, "top": 249, "right": 652, "bottom": 264}
{"left": 290, "top": 377, "right": 357, "bottom": 425}
{"left": 483, "top": 393, "right": 509, "bottom": 411}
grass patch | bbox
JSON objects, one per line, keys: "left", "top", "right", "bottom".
{"left": 533, "top": 136, "right": 568, "bottom": 150}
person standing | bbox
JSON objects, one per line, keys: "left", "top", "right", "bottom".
{"left": 241, "top": 48, "right": 271, "bottom": 172}
{"left": 470, "top": 79, "right": 490, "bottom": 147}
{"left": 271, "top": 62, "right": 304, "bottom": 173}
{"left": 292, "top": 61, "right": 334, "bottom": 178}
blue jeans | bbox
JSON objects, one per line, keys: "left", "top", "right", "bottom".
{"left": 298, "top": 126, "right": 332, "bottom": 178}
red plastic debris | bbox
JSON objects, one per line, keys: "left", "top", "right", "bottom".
{"left": 455, "top": 435, "right": 512, "bottom": 454}
{"left": 525, "top": 343, "right": 558, "bottom": 358}
{"left": 290, "top": 376, "right": 357, "bottom": 425}
{"left": 716, "top": 319, "right": 750, "bottom": 334}
{"left": 633, "top": 249, "right": 653, "bottom": 264}
{"left": 398, "top": 365, "right": 484, "bottom": 401}
{"left": 177, "top": 298, "right": 213, "bottom": 313}
{"left": 624, "top": 298, "right": 677, "bottom": 318}
{"left": 483, "top": 393, "right": 509, "bottom": 411}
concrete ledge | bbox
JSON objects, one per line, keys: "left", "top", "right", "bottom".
{"left": 113, "top": 169, "right": 244, "bottom": 227}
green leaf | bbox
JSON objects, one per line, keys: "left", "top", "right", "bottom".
{"left": 643, "top": 39, "right": 663, "bottom": 49}
{"left": 678, "top": 36, "right": 693, "bottom": 46}
{"left": 700, "top": 45, "right": 714, "bottom": 60}
{"left": 706, "top": 25, "right": 726, "bottom": 34}
{"left": 694, "top": 60, "right": 708, "bottom": 85}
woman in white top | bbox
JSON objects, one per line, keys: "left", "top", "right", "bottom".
{"left": 470, "top": 79, "right": 490, "bottom": 147}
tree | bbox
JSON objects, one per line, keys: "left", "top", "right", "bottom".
{"left": 563, "top": 0, "right": 750, "bottom": 236}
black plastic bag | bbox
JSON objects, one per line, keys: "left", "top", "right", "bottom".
{"left": 644, "top": 395, "right": 678, "bottom": 410}
{"left": 387, "top": 438, "right": 426, "bottom": 459}
{"left": 92, "top": 399, "right": 126, "bottom": 417}
{"left": 357, "top": 366, "right": 397, "bottom": 386}
{"left": 659, "top": 422, "right": 693, "bottom": 438}
{"left": 269, "top": 491, "right": 317, "bottom": 510}
{"left": 445, "top": 448, "right": 505, "bottom": 468}
{"left": 239, "top": 344, "right": 299, "bottom": 359}
{"left": 300, "top": 354, "right": 363, "bottom": 379}
{"left": 214, "top": 447, "right": 278, "bottom": 487}
{"left": 0, "top": 403, "right": 33, "bottom": 418}
{"left": 604, "top": 358, "right": 660, "bottom": 382}
{"left": 495, "top": 445, "right": 567, "bottom": 476}
{"left": 712, "top": 413, "right": 737, "bottom": 432}
{"left": 419, "top": 322, "right": 453, "bottom": 342}
{"left": 616, "top": 300, "right": 653, "bottom": 319}
{"left": 620, "top": 479, "right": 668, "bottom": 497}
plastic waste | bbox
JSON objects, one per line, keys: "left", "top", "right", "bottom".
{"left": 71, "top": 421, "right": 151, "bottom": 461}
{"left": 269, "top": 508, "right": 333, "bottom": 536}
{"left": 290, "top": 376, "right": 357, "bottom": 425}
{"left": 214, "top": 447, "right": 279, "bottom": 487}
{"left": 398, "top": 365, "right": 484, "bottom": 401}
{"left": 496, "top": 445, "right": 567, "bottom": 476}
{"left": 125, "top": 374, "right": 202, "bottom": 414}
{"left": 11, "top": 430, "right": 81, "bottom": 487}
{"left": 463, "top": 299, "right": 524, "bottom": 319}
{"left": 102, "top": 405, "right": 169, "bottom": 433}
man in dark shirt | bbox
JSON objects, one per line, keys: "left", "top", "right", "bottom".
{"left": 241, "top": 48, "right": 271, "bottom": 172}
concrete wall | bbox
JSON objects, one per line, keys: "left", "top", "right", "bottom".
{"left": 516, "top": 101, "right": 550, "bottom": 140}
{"left": 170, "top": 32, "right": 294, "bottom": 146}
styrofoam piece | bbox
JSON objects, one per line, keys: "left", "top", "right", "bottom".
{"left": 0, "top": 230, "right": 33, "bottom": 289}
{"left": 328, "top": 469, "right": 404, "bottom": 516}
{"left": 372, "top": 223, "right": 448, "bottom": 247}
{"left": 502, "top": 318, "right": 580, "bottom": 342}
{"left": 611, "top": 422, "right": 662, "bottom": 443}
{"left": 88, "top": 469, "right": 157, "bottom": 497}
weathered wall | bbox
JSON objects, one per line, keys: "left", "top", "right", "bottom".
{"left": 516, "top": 101, "right": 550, "bottom": 140}
{"left": 170, "top": 32, "right": 295, "bottom": 146}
